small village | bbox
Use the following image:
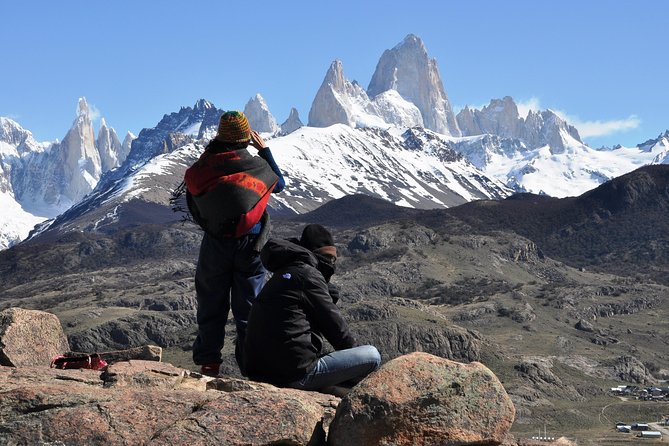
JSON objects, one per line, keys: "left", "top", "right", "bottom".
{"left": 611, "top": 385, "right": 669, "bottom": 402}
{"left": 609, "top": 385, "right": 669, "bottom": 440}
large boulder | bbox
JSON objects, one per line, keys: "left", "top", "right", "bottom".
{"left": 0, "top": 308, "right": 69, "bottom": 367}
{"left": 328, "top": 352, "right": 515, "bottom": 446}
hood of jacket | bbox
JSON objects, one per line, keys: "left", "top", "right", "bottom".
{"left": 260, "top": 238, "right": 318, "bottom": 272}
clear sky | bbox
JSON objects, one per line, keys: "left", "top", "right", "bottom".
{"left": 2, "top": 0, "right": 667, "bottom": 148}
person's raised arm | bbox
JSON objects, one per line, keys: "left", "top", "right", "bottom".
{"left": 250, "top": 130, "right": 285, "bottom": 192}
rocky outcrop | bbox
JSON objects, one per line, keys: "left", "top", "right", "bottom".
{"left": 0, "top": 308, "right": 69, "bottom": 367}
{"left": 347, "top": 224, "right": 439, "bottom": 253}
{"left": 368, "top": 34, "right": 460, "bottom": 136}
{"left": 0, "top": 362, "right": 338, "bottom": 446}
{"left": 328, "top": 352, "right": 515, "bottom": 445}
{"left": 0, "top": 352, "right": 517, "bottom": 445}
{"left": 344, "top": 299, "right": 482, "bottom": 362}
{"left": 575, "top": 319, "right": 595, "bottom": 332}
{"left": 607, "top": 356, "right": 655, "bottom": 385}
{"left": 0, "top": 309, "right": 517, "bottom": 445}
{"left": 244, "top": 93, "right": 280, "bottom": 134}
{"left": 513, "top": 360, "right": 583, "bottom": 401}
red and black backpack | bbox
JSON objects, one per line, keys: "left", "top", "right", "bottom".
{"left": 184, "top": 147, "right": 278, "bottom": 239}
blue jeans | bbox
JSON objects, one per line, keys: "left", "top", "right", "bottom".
{"left": 192, "top": 233, "right": 266, "bottom": 370}
{"left": 288, "top": 345, "right": 381, "bottom": 391}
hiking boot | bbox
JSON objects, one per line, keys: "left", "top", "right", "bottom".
{"left": 200, "top": 363, "right": 221, "bottom": 377}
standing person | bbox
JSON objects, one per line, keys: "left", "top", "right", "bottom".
{"left": 184, "top": 110, "right": 285, "bottom": 377}
{"left": 244, "top": 224, "right": 381, "bottom": 392}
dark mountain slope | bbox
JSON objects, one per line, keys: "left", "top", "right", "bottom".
{"left": 290, "top": 194, "right": 425, "bottom": 228}
{"left": 431, "top": 165, "right": 669, "bottom": 283}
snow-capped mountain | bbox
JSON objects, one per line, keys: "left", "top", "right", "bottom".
{"left": 450, "top": 96, "right": 669, "bottom": 197}
{"left": 4, "top": 33, "right": 669, "bottom": 250}
{"left": 308, "top": 60, "right": 423, "bottom": 130}
{"left": 638, "top": 130, "right": 669, "bottom": 164}
{"left": 27, "top": 108, "right": 511, "bottom": 240}
{"left": 244, "top": 94, "right": 280, "bottom": 134}
{"left": 0, "top": 99, "right": 130, "bottom": 249}
{"left": 456, "top": 96, "right": 582, "bottom": 151}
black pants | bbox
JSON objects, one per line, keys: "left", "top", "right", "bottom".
{"left": 192, "top": 233, "right": 266, "bottom": 371}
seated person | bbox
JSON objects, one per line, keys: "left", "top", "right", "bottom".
{"left": 243, "top": 224, "right": 381, "bottom": 392}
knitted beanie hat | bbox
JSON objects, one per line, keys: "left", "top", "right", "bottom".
{"left": 300, "top": 224, "right": 337, "bottom": 257}
{"left": 216, "top": 111, "right": 251, "bottom": 143}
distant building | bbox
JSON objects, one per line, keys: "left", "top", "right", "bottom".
{"left": 638, "top": 431, "right": 662, "bottom": 439}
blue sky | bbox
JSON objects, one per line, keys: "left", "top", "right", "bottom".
{"left": 2, "top": 0, "right": 667, "bottom": 148}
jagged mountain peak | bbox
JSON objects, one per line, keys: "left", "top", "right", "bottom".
{"left": 393, "top": 33, "right": 428, "bottom": 55}
{"left": 367, "top": 35, "right": 460, "bottom": 136}
{"left": 279, "top": 107, "right": 303, "bottom": 135}
{"left": 244, "top": 94, "right": 279, "bottom": 134}
{"left": 323, "top": 59, "right": 346, "bottom": 91}
{"left": 638, "top": 129, "right": 669, "bottom": 150}
{"left": 194, "top": 99, "right": 214, "bottom": 111}
{"left": 456, "top": 97, "right": 582, "bottom": 151}
{"left": 77, "top": 97, "right": 90, "bottom": 117}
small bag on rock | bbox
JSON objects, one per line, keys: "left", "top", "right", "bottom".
{"left": 50, "top": 353, "right": 108, "bottom": 371}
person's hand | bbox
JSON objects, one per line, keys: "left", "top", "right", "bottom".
{"left": 249, "top": 130, "right": 267, "bottom": 150}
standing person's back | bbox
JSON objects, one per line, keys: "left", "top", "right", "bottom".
{"left": 244, "top": 225, "right": 380, "bottom": 391}
{"left": 185, "top": 110, "right": 285, "bottom": 377}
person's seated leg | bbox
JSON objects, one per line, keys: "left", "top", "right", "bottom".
{"left": 289, "top": 345, "right": 381, "bottom": 392}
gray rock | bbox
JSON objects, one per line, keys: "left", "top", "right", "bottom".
{"left": 575, "top": 319, "right": 595, "bottom": 332}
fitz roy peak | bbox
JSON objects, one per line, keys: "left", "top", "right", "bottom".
{"left": 308, "top": 34, "right": 461, "bottom": 135}
{"left": 368, "top": 34, "right": 461, "bottom": 136}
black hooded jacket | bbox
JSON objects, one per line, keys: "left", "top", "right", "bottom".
{"left": 243, "top": 238, "right": 356, "bottom": 385}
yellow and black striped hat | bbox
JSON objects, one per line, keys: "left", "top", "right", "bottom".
{"left": 216, "top": 111, "right": 251, "bottom": 143}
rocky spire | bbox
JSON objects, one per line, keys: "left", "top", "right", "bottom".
{"left": 243, "top": 94, "right": 279, "bottom": 133}
{"left": 280, "top": 107, "right": 303, "bottom": 135}
{"left": 96, "top": 118, "right": 124, "bottom": 172}
{"left": 13, "top": 98, "right": 102, "bottom": 210}
{"left": 367, "top": 34, "right": 461, "bottom": 136}
{"left": 121, "top": 131, "right": 136, "bottom": 163}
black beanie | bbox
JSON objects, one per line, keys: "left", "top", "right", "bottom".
{"left": 299, "top": 224, "right": 334, "bottom": 252}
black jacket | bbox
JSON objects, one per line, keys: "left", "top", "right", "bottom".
{"left": 243, "top": 238, "right": 356, "bottom": 385}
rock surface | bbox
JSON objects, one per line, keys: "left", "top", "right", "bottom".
{"left": 0, "top": 361, "right": 339, "bottom": 446}
{"left": 0, "top": 308, "right": 69, "bottom": 367}
{"left": 328, "top": 352, "right": 515, "bottom": 446}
